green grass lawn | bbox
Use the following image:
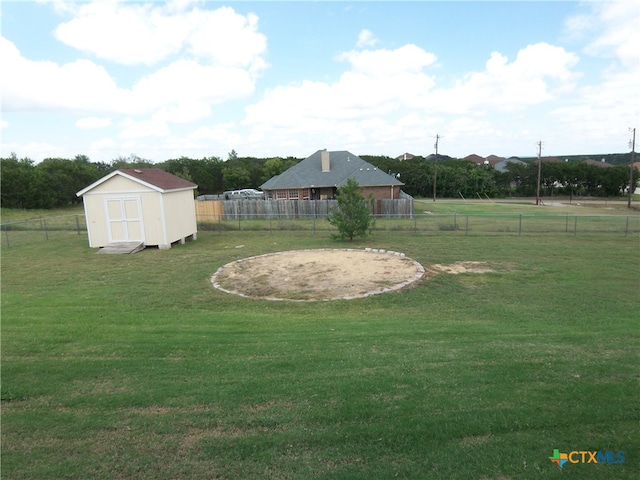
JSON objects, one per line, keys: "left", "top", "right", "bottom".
{"left": 413, "top": 197, "right": 639, "bottom": 216}
{"left": 1, "top": 230, "right": 638, "bottom": 479}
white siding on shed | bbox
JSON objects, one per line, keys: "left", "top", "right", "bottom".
{"left": 77, "top": 169, "right": 197, "bottom": 249}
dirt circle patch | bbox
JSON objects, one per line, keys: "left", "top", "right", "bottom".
{"left": 211, "top": 248, "right": 425, "bottom": 301}
{"left": 430, "top": 261, "right": 495, "bottom": 274}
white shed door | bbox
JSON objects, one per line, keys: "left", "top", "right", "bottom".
{"left": 105, "top": 197, "right": 144, "bottom": 242}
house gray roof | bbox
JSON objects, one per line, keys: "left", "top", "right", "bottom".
{"left": 260, "top": 150, "right": 404, "bottom": 190}
{"left": 494, "top": 158, "right": 526, "bottom": 173}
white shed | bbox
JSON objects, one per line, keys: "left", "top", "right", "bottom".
{"left": 76, "top": 168, "right": 198, "bottom": 250}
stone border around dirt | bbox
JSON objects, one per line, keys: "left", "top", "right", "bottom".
{"left": 211, "top": 248, "right": 426, "bottom": 302}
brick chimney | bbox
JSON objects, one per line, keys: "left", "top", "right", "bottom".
{"left": 321, "top": 150, "right": 330, "bottom": 172}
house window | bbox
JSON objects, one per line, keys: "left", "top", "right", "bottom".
{"left": 288, "top": 189, "right": 299, "bottom": 200}
{"left": 276, "top": 190, "right": 287, "bottom": 199}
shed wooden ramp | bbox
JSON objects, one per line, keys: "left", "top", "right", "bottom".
{"left": 97, "top": 241, "right": 145, "bottom": 254}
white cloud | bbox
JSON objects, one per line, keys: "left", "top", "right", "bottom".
{"left": 337, "top": 44, "right": 437, "bottom": 76}
{"left": 2, "top": 40, "right": 259, "bottom": 120}
{"left": 553, "top": 1, "right": 639, "bottom": 151}
{"left": 0, "top": 37, "right": 125, "bottom": 113}
{"left": 90, "top": 137, "right": 116, "bottom": 151}
{"left": 427, "top": 43, "right": 580, "bottom": 115}
{"left": 582, "top": 1, "right": 640, "bottom": 69}
{"left": 53, "top": 2, "right": 267, "bottom": 69}
{"left": 76, "top": 117, "right": 112, "bottom": 129}
{"left": 53, "top": 1, "right": 184, "bottom": 66}
{"left": 5, "top": 1, "right": 638, "bottom": 162}
{"left": 356, "top": 29, "right": 377, "bottom": 48}
{"left": 129, "top": 60, "right": 255, "bottom": 113}
{"left": 119, "top": 119, "right": 170, "bottom": 139}
{"left": 242, "top": 41, "right": 582, "bottom": 156}
{"left": 185, "top": 8, "right": 267, "bottom": 71}
{"left": 245, "top": 44, "right": 438, "bottom": 128}
{"left": 190, "top": 122, "right": 244, "bottom": 151}
{"left": 2, "top": 1, "right": 267, "bottom": 136}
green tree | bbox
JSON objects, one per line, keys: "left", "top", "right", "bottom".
{"left": 327, "top": 178, "right": 375, "bottom": 241}
{"left": 0, "top": 154, "right": 36, "bottom": 208}
{"left": 222, "top": 165, "right": 251, "bottom": 190}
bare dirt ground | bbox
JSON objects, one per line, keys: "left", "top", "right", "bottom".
{"left": 429, "top": 261, "right": 498, "bottom": 274}
{"left": 211, "top": 249, "right": 426, "bottom": 301}
{"left": 211, "top": 249, "right": 508, "bottom": 301}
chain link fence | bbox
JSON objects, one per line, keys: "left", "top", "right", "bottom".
{"left": 196, "top": 213, "right": 640, "bottom": 236}
{"left": 1, "top": 214, "right": 87, "bottom": 248}
{"left": 2, "top": 213, "right": 638, "bottom": 248}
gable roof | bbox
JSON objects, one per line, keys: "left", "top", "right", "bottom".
{"left": 584, "top": 159, "right": 614, "bottom": 167}
{"left": 77, "top": 168, "right": 197, "bottom": 196}
{"left": 260, "top": 150, "right": 403, "bottom": 190}
{"left": 463, "top": 154, "right": 485, "bottom": 164}
{"left": 494, "top": 158, "right": 526, "bottom": 172}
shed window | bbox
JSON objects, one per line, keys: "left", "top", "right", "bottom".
{"left": 288, "top": 189, "right": 299, "bottom": 200}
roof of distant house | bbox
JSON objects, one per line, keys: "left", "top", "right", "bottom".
{"left": 260, "top": 150, "right": 403, "bottom": 190}
{"left": 584, "top": 159, "right": 614, "bottom": 167}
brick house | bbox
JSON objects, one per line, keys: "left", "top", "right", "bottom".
{"left": 260, "top": 150, "right": 404, "bottom": 200}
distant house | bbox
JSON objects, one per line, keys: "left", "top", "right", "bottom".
{"left": 584, "top": 158, "right": 614, "bottom": 167}
{"left": 396, "top": 152, "right": 416, "bottom": 161}
{"left": 463, "top": 154, "right": 486, "bottom": 165}
{"left": 463, "top": 154, "right": 505, "bottom": 167}
{"left": 76, "top": 168, "right": 197, "bottom": 250}
{"left": 485, "top": 154, "right": 505, "bottom": 165}
{"left": 494, "top": 157, "right": 526, "bottom": 172}
{"left": 260, "top": 150, "right": 404, "bottom": 200}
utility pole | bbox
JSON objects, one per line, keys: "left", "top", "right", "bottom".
{"left": 432, "top": 134, "right": 440, "bottom": 202}
{"left": 536, "top": 141, "right": 542, "bottom": 205}
{"left": 628, "top": 127, "right": 636, "bottom": 209}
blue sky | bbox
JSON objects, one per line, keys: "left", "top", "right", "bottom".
{"left": 1, "top": 0, "right": 638, "bottom": 163}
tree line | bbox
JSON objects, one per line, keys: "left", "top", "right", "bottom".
{"left": 1, "top": 151, "right": 637, "bottom": 209}
{"left": 0, "top": 151, "right": 298, "bottom": 209}
{"left": 362, "top": 155, "right": 637, "bottom": 200}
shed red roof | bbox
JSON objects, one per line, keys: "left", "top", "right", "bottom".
{"left": 118, "top": 168, "right": 197, "bottom": 190}
{"left": 77, "top": 168, "right": 197, "bottom": 197}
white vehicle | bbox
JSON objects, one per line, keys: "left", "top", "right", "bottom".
{"left": 223, "top": 189, "right": 265, "bottom": 200}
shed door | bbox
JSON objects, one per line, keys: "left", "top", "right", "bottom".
{"left": 105, "top": 197, "right": 144, "bottom": 242}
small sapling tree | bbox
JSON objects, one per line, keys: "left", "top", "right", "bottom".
{"left": 327, "top": 178, "right": 375, "bottom": 241}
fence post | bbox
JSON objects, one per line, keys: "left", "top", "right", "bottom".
{"left": 565, "top": 214, "right": 569, "bottom": 233}
{"left": 44, "top": 219, "right": 49, "bottom": 240}
{"left": 574, "top": 216, "right": 578, "bottom": 236}
{"left": 625, "top": 216, "right": 629, "bottom": 237}
{"left": 76, "top": 214, "right": 81, "bottom": 234}
{"left": 519, "top": 214, "right": 522, "bottom": 236}
{"left": 3, "top": 224, "right": 9, "bottom": 248}
{"left": 465, "top": 215, "right": 469, "bottom": 236}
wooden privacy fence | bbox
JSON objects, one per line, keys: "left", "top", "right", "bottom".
{"left": 195, "top": 198, "right": 414, "bottom": 220}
